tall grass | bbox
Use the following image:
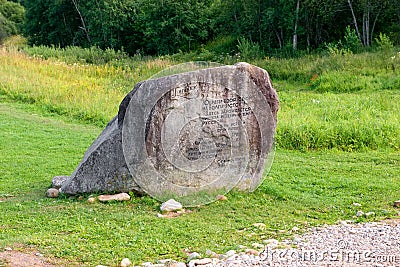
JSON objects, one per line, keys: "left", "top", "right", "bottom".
{"left": 256, "top": 49, "right": 400, "bottom": 91}
{"left": 0, "top": 43, "right": 399, "bottom": 150}
{"left": 276, "top": 91, "right": 400, "bottom": 151}
{"left": 0, "top": 46, "right": 172, "bottom": 125}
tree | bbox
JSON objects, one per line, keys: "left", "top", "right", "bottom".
{"left": 24, "top": 0, "right": 81, "bottom": 46}
{"left": 347, "top": 0, "right": 388, "bottom": 46}
{"left": 0, "top": 0, "right": 25, "bottom": 43}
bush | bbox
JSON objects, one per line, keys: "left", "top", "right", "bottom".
{"left": 237, "top": 37, "right": 263, "bottom": 61}
{"left": 375, "top": 32, "right": 394, "bottom": 51}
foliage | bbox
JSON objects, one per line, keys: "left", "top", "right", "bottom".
{"left": 19, "top": 0, "right": 400, "bottom": 56}
{"left": 0, "top": 0, "right": 24, "bottom": 43}
{"left": 375, "top": 32, "right": 394, "bottom": 51}
{"left": 344, "top": 26, "right": 362, "bottom": 53}
{"left": 0, "top": 102, "right": 399, "bottom": 266}
{"left": 236, "top": 37, "right": 262, "bottom": 61}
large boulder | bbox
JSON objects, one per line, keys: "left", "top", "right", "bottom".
{"left": 59, "top": 62, "right": 279, "bottom": 206}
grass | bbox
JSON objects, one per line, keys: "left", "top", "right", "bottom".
{"left": 0, "top": 101, "right": 399, "bottom": 266}
{"left": 0, "top": 46, "right": 172, "bottom": 126}
{"left": 0, "top": 42, "right": 400, "bottom": 266}
{"left": 1, "top": 45, "right": 400, "bottom": 150}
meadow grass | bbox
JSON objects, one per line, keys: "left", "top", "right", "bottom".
{"left": 1, "top": 46, "right": 399, "bottom": 150}
{"left": 0, "top": 101, "right": 399, "bottom": 266}
{"left": 0, "top": 47, "right": 172, "bottom": 126}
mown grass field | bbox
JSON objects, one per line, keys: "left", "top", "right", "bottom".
{"left": 0, "top": 43, "right": 399, "bottom": 266}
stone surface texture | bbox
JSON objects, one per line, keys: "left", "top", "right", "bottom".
{"left": 51, "top": 176, "right": 69, "bottom": 189}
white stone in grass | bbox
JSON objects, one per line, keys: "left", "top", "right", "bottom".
{"left": 188, "top": 252, "right": 201, "bottom": 260}
{"left": 98, "top": 193, "right": 130, "bottom": 202}
{"left": 353, "top": 202, "right": 362, "bottom": 207}
{"left": 46, "top": 188, "right": 59, "bottom": 198}
{"left": 160, "top": 199, "right": 182, "bottom": 212}
{"left": 356, "top": 211, "right": 364, "bottom": 217}
{"left": 87, "top": 197, "right": 96, "bottom": 204}
{"left": 120, "top": 258, "right": 132, "bottom": 267}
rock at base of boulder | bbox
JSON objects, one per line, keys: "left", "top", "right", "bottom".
{"left": 51, "top": 176, "right": 69, "bottom": 189}
{"left": 160, "top": 199, "right": 183, "bottom": 212}
{"left": 46, "top": 188, "right": 59, "bottom": 198}
{"left": 98, "top": 193, "right": 131, "bottom": 202}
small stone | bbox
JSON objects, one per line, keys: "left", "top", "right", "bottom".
{"left": 35, "top": 252, "right": 43, "bottom": 257}
{"left": 46, "top": 188, "right": 59, "bottom": 198}
{"left": 393, "top": 200, "right": 400, "bottom": 207}
{"left": 188, "top": 252, "right": 201, "bottom": 260}
{"left": 245, "top": 249, "right": 259, "bottom": 256}
{"left": 365, "top": 211, "right": 375, "bottom": 217}
{"left": 216, "top": 195, "right": 228, "bottom": 201}
{"left": 87, "top": 197, "right": 96, "bottom": 204}
{"left": 52, "top": 175, "right": 69, "bottom": 189}
{"left": 291, "top": 226, "right": 299, "bottom": 232}
{"left": 356, "top": 211, "right": 364, "bottom": 217}
{"left": 160, "top": 199, "right": 183, "bottom": 212}
{"left": 188, "top": 258, "right": 212, "bottom": 266}
{"left": 95, "top": 265, "right": 109, "bottom": 267}
{"left": 4, "top": 247, "right": 12, "bottom": 251}
{"left": 206, "top": 249, "right": 219, "bottom": 258}
{"left": 170, "top": 262, "right": 186, "bottom": 267}
{"left": 157, "top": 213, "right": 164, "bottom": 218}
{"left": 352, "top": 202, "right": 362, "bottom": 207}
{"left": 98, "top": 193, "right": 130, "bottom": 202}
{"left": 225, "top": 250, "right": 236, "bottom": 258}
{"left": 236, "top": 245, "right": 247, "bottom": 250}
{"left": 252, "top": 223, "right": 266, "bottom": 229}
{"left": 120, "top": 258, "right": 132, "bottom": 267}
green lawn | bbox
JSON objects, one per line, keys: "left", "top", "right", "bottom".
{"left": 1, "top": 101, "right": 399, "bottom": 266}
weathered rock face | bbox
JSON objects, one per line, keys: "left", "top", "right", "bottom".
{"left": 60, "top": 112, "right": 144, "bottom": 195}
{"left": 59, "top": 62, "right": 279, "bottom": 206}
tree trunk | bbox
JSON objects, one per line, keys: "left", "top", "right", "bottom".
{"left": 347, "top": 0, "right": 363, "bottom": 45}
{"left": 293, "top": 0, "right": 300, "bottom": 50}
{"left": 71, "top": 0, "right": 91, "bottom": 45}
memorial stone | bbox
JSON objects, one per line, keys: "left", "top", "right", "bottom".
{"left": 59, "top": 62, "right": 279, "bottom": 206}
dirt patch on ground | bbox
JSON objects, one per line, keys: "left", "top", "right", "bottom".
{"left": 0, "top": 250, "right": 56, "bottom": 267}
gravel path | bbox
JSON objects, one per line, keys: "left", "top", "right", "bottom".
{"left": 203, "top": 219, "right": 400, "bottom": 267}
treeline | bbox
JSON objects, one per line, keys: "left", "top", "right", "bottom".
{"left": 2, "top": 0, "right": 400, "bottom": 56}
